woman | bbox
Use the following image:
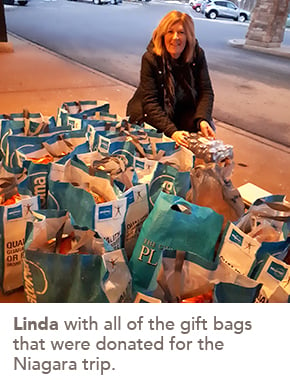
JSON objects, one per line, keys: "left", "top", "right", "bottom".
{"left": 126, "top": 10, "right": 215, "bottom": 148}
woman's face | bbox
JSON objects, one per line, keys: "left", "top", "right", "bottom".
{"left": 164, "top": 21, "right": 187, "bottom": 59}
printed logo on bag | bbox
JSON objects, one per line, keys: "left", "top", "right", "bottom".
{"left": 98, "top": 205, "right": 113, "bottom": 220}
{"left": 111, "top": 149, "right": 135, "bottom": 165}
{"left": 33, "top": 175, "right": 47, "bottom": 207}
{"left": 149, "top": 175, "right": 175, "bottom": 207}
{"left": 125, "top": 190, "right": 135, "bottom": 206}
{"left": 135, "top": 159, "right": 145, "bottom": 169}
{"left": 267, "top": 262, "right": 287, "bottom": 282}
{"left": 7, "top": 204, "right": 23, "bottom": 220}
{"left": 135, "top": 189, "right": 143, "bottom": 201}
{"left": 68, "top": 117, "right": 82, "bottom": 131}
{"left": 23, "top": 259, "right": 48, "bottom": 303}
{"left": 229, "top": 229, "right": 243, "bottom": 246}
{"left": 114, "top": 204, "right": 123, "bottom": 217}
{"left": 99, "top": 138, "right": 109, "bottom": 151}
{"left": 138, "top": 239, "right": 158, "bottom": 267}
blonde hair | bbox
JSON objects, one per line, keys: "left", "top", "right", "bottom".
{"left": 152, "top": 11, "right": 196, "bottom": 63}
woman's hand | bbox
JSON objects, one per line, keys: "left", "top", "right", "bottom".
{"left": 200, "top": 120, "right": 215, "bottom": 139}
{"left": 171, "top": 130, "right": 190, "bottom": 148}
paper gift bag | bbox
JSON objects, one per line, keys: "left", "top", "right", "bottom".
{"left": 216, "top": 223, "right": 261, "bottom": 277}
{"left": 158, "top": 249, "right": 219, "bottom": 302}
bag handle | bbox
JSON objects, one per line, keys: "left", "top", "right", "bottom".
{"left": 63, "top": 101, "right": 82, "bottom": 114}
{"left": 171, "top": 201, "right": 192, "bottom": 215}
{"left": 27, "top": 121, "right": 49, "bottom": 136}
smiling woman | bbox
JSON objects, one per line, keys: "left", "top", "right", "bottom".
{"left": 126, "top": 10, "right": 215, "bottom": 148}
{"left": 164, "top": 23, "right": 187, "bottom": 59}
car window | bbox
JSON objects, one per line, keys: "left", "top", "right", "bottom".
{"left": 215, "top": 1, "right": 225, "bottom": 6}
{"left": 226, "top": 2, "right": 237, "bottom": 9}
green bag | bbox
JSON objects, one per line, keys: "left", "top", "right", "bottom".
{"left": 129, "top": 191, "right": 223, "bottom": 294}
{"left": 24, "top": 210, "right": 132, "bottom": 303}
{"left": 24, "top": 250, "right": 109, "bottom": 303}
{"left": 213, "top": 281, "right": 262, "bottom": 303}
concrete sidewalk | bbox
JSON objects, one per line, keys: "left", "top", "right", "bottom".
{"left": 0, "top": 33, "right": 289, "bottom": 302}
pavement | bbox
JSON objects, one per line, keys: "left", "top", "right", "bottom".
{"left": 0, "top": 33, "right": 289, "bottom": 302}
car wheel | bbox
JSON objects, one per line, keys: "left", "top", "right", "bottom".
{"left": 17, "top": 0, "right": 28, "bottom": 5}
{"left": 208, "top": 11, "right": 217, "bottom": 19}
{"left": 238, "top": 14, "right": 247, "bottom": 22}
{"left": 195, "top": 6, "right": 201, "bottom": 12}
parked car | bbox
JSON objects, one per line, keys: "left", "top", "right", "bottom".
{"left": 3, "top": 0, "right": 28, "bottom": 5}
{"left": 189, "top": 1, "right": 202, "bottom": 12}
{"left": 200, "top": 0, "right": 211, "bottom": 13}
{"left": 202, "top": 1, "right": 250, "bottom": 22}
{"left": 286, "top": 14, "right": 290, "bottom": 28}
{"left": 67, "top": 0, "right": 120, "bottom": 4}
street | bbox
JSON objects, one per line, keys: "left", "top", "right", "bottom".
{"left": 3, "top": 0, "right": 290, "bottom": 146}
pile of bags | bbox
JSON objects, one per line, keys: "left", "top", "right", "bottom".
{"left": 0, "top": 100, "right": 289, "bottom": 303}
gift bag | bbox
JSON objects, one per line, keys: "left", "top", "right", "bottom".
{"left": 93, "top": 135, "right": 141, "bottom": 167}
{"left": 73, "top": 152, "right": 137, "bottom": 192}
{"left": 251, "top": 254, "right": 290, "bottom": 303}
{"left": 216, "top": 223, "right": 261, "bottom": 277}
{"left": 24, "top": 251, "right": 108, "bottom": 303}
{"left": 120, "top": 183, "right": 150, "bottom": 259}
{"left": 236, "top": 194, "right": 290, "bottom": 241}
{"left": 212, "top": 261, "right": 262, "bottom": 302}
{"left": 129, "top": 191, "right": 223, "bottom": 294}
{"left": 0, "top": 195, "right": 40, "bottom": 293}
{"left": 18, "top": 162, "right": 51, "bottom": 209}
{"left": 0, "top": 111, "right": 55, "bottom": 150}
{"left": 0, "top": 164, "right": 19, "bottom": 205}
{"left": 0, "top": 110, "right": 44, "bottom": 124}
{"left": 3, "top": 130, "right": 87, "bottom": 174}
{"left": 148, "top": 162, "right": 191, "bottom": 210}
{"left": 186, "top": 163, "right": 244, "bottom": 229}
{"left": 56, "top": 100, "right": 110, "bottom": 128}
{"left": 213, "top": 281, "right": 262, "bottom": 303}
{"left": 101, "top": 249, "right": 132, "bottom": 303}
{"left": 158, "top": 144, "right": 195, "bottom": 172}
{"left": 158, "top": 249, "right": 219, "bottom": 302}
{"left": 3, "top": 135, "right": 50, "bottom": 174}
{"left": 133, "top": 156, "right": 158, "bottom": 185}
{"left": 255, "top": 237, "right": 290, "bottom": 266}
{"left": 49, "top": 154, "right": 120, "bottom": 202}
{"left": 0, "top": 117, "right": 58, "bottom": 163}
{"left": 48, "top": 179, "right": 127, "bottom": 250}
{"left": 24, "top": 209, "right": 132, "bottom": 303}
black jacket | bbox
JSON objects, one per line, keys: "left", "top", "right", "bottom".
{"left": 126, "top": 40, "right": 214, "bottom": 137}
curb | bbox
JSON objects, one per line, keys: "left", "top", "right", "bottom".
{"left": 228, "top": 39, "right": 290, "bottom": 59}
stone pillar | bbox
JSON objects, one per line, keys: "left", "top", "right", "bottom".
{"left": 0, "top": 0, "right": 8, "bottom": 42}
{"left": 245, "top": 0, "right": 289, "bottom": 48}
{"left": 0, "top": 0, "right": 13, "bottom": 52}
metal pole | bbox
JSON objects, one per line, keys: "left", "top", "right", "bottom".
{"left": 0, "top": 0, "right": 8, "bottom": 43}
